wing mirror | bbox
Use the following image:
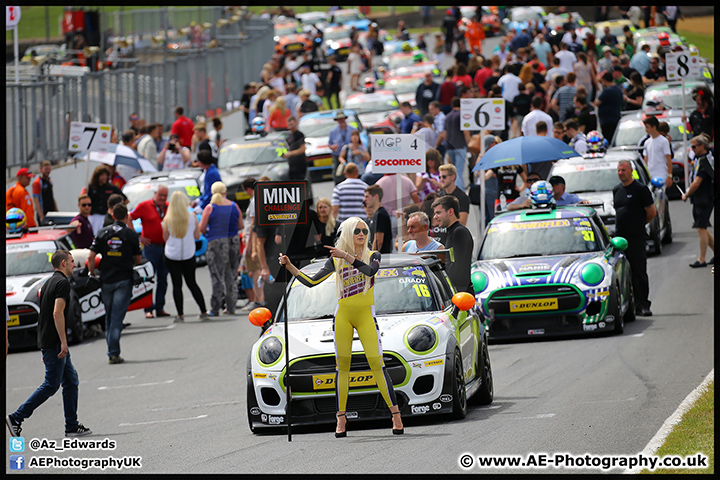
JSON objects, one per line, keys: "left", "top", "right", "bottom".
{"left": 452, "top": 292, "right": 476, "bottom": 311}
{"left": 249, "top": 307, "right": 272, "bottom": 327}
{"left": 605, "top": 237, "right": 627, "bottom": 257}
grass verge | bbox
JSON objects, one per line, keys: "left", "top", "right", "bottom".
{"left": 640, "top": 380, "right": 714, "bottom": 474}
{"left": 677, "top": 30, "right": 715, "bottom": 62}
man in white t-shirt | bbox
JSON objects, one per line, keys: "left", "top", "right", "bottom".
{"left": 521, "top": 96, "right": 554, "bottom": 137}
{"left": 544, "top": 57, "right": 569, "bottom": 84}
{"left": 301, "top": 65, "right": 321, "bottom": 96}
{"left": 554, "top": 42, "right": 577, "bottom": 73}
{"left": 642, "top": 116, "right": 673, "bottom": 188}
{"left": 497, "top": 67, "right": 522, "bottom": 104}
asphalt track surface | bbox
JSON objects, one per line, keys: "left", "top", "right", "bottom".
{"left": 6, "top": 33, "right": 714, "bottom": 475}
{"left": 5, "top": 186, "right": 714, "bottom": 474}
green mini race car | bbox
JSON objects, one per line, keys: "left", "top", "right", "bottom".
{"left": 471, "top": 205, "right": 635, "bottom": 340}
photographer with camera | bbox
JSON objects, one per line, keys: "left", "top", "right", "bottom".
{"left": 157, "top": 134, "right": 191, "bottom": 171}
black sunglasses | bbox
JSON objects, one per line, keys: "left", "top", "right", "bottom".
{"left": 690, "top": 144, "right": 698, "bottom": 149}
{"left": 354, "top": 228, "right": 369, "bottom": 235}
{"left": 439, "top": 175, "right": 451, "bottom": 179}
{"left": 80, "top": 203, "right": 92, "bottom": 207}
{"left": 527, "top": 178, "right": 540, "bottom": 183}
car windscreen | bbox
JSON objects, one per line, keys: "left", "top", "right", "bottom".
{"left": 285, "top": 266, "right": 438, "bottom": 321}
{"left": 479, "top": 217, "right": 601, "bottom": 260}
{"left": 122, "top": 178, "right": 201, "bottom": 211}
{"left": 333, "top": 12, "right": 362, "bottom": 23}
{"left": 643, "top": 84, "right": 714, "bottom": 110}
{"left": 218, "top": 139, "right": 287, "bottom": 168}
{"left": 275, "top": 25, "right": 299, "bottom": 37}
{"left": 613, "top": 117, "right": 688, "bottom": 146}
{"left": 299, "top": 116, "right": 360, "bottom": 137}
{"left": 386, "top": 77, "right": 424, "bottom": 94}
{"left": 6, "top": 241, "right": 57, "bottom": 276}
{"left": 550, "top": 163, "right": 624, "bottom": 192}
{"left": 344, "top": 95, "right": 399, "bottom": 113}
{"left": 510, "top": 9, "right": 543, "bottom": 22}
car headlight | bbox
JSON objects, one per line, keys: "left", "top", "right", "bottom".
{"left": 580, "top": 263, "right": 605, "bottom": 287}
{"left": 331, "top": 42, "right": 341, "bottom": 50}
{"left": 405, "top": 325, "right": 437, "bottom": 355}
{"left": 471, "top": 271, "right": 489, "bottom": 293}
{"left": 257, "top": 336, "right": 284, "bottom": 367}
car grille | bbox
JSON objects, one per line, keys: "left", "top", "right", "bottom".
{"left": 290, "top": 392, "right": 409, "bottom": 416}
{"left": 7, "top": 303, "right": 39, "bottom": 328}
{"left": 285, "top": 43, "right": 305, "bottom": 52}
{"left": 487, "top": 284, "right": 583, "bottom": 315}
{"left": 287, "top": 352, "right": 408, "bottom": 394}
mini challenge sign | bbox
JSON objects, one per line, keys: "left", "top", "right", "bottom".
{"left": 460, "top": 98, "right": 506, "bottom": 131}
{"left": 255, "top": 180, "right": 309, "bottom": 226}
{"left": 371, "top": 134, "right": 426, "bottom": 173}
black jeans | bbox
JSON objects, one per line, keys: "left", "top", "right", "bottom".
{"left": 165, "top": 256, "right": 207, "bottom": 316}
{"left": 625, "top": 239, "right": 651, "bottom": 310}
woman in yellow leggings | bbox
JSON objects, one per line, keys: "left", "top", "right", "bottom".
{"left": 279, "top": 216, "right": 404, "bottom": 438}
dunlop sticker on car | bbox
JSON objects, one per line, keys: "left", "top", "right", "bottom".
{"left": 312, "top": 371, "right": 376, "bottom": 390}
{"left": 424, "top": 358, "right": 443, "bottom": 367}
{"left": 510, "top": 298, "right": 559, "bottom": 312}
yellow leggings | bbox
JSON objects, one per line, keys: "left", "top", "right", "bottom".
{"left": 334, "top": 304, "right": 397, "bottom": 412}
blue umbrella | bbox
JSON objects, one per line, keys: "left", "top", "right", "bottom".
{"left": 472, "top": 136, "right": 580, "bottom": 172}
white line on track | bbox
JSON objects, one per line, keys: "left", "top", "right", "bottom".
{"left": 10, "top": 375, "right": 138, "bottom": 390}
{"left": 98, "top": 379, "right": 174, "bottom": 390}
{"left": 122, "top": 324, "right": 176, "bottom": 334}
{"left": 119, "top": 414, "right": 208, "bottom": 427}
{"left": 513, "top": 413, "right": 556, "bottom": 420}
{"left": 150, "top": 400, "right": 242, "bottom": 412}
{"left": 625, "top": 369, "right": 714, "bottom": 474}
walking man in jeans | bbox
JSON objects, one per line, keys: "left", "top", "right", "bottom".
{"left": 6, "top": 250, "right": 92, "bottom": 437}
{"left": 88, "top": 204, "right": 142, "bottom": 364}
{"left": 130, "top": 184, "right": 170, "bottom": 318}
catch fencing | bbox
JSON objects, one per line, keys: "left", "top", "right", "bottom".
{"left": 6, "top": 13, "right": 273, "bottom": 174}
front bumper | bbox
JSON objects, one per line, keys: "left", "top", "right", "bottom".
{"left": 247, "top": 350, "right": 456, "bottom": 430}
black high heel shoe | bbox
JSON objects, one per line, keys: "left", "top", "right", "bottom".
{"left": 392, "top": 411, "right": 404, "bottom": 435}
{"left": 335, "top": 413, "right": 347, "bottom": 438}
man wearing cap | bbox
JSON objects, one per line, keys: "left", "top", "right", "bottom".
{"left": 6, "top": 167, "right": 38, "bottom": 228}
{"left": 598, "top": 46, "right": 615, "bottom": 73}
{"left": 549, "top": 176, "right": 587, "bottom": 206}
{"left": 328, "top": 111, "right": 357, "bottom": 185}
{"left": 32, "top": 160, "right": 58, "bottom": 223}
{"left": 564, "top": 120, "right": 588, "bottom": 155}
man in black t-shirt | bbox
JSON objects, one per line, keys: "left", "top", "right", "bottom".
{"left": 88, "top": 204, "right": 142, "bottom": 364}
{"left": 682, "top": 136, "right": 715, "bottom": 268}
{"left": 364, "top": 184, "right": 393, "bottom": 253}
{"left": 437, "top": 164, "right": 470, "bottom": 223}
{"left": 325, "top": 55, "right": 343, "bottom": 110}
{"left": 613, "top": 160, "right": 656, "bottom": 316}
{"left": 284, "top": 117, "right": 307, "bottom": 180}
{"left": 432, "top": 195, "right": 474, "bottom": 294}
{"left": 6, "top": 250, "right": 92, "bottom": 438}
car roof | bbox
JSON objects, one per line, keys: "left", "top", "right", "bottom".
{"left": 389, "top": 50, "right": 429, "bottom": 58}
{"left": 224, "top": 131, "right": 287, "bottom": 146}
{"left": 334, "top": 9, "right": 361, "bottom": 15}
{"left": 299, "top": 109, "right": 359, "bottom": 121}
{"left": 123, "top": 168, "right": 204, "bottom": 186}
{"left": 386, "top": 72, "right": 428, "bottom": 82}
{"left": 346, "top": 89, "right": 397, "bottom": 100}
{"left": 300, "top": 253, "right": 445, "bottom": 275}
{"left": 275, "top": 22, "right": 299, "bottom": 28}
{"left": 6, "top": 229, "right": 70, "bottom": 244}
{"left": 324, "top": 25, "right": 351, "bottom": 32}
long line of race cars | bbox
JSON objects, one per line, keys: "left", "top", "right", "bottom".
{"left": 7, "top": 7, "right": 713, "bottom": 434}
